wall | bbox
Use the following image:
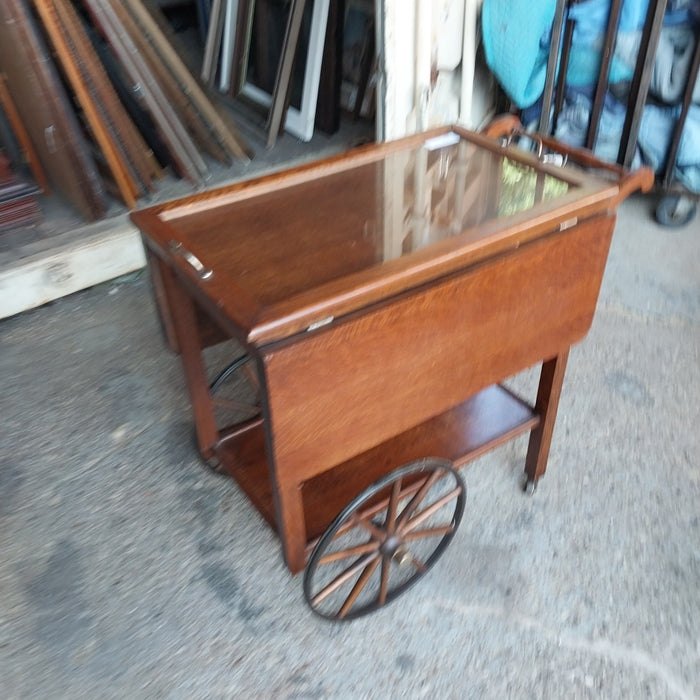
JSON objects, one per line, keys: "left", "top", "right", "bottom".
{"left": 379, "top": 0, "right": 496, "bottom": 141}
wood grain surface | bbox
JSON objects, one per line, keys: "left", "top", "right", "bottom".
{"left": 0, "top": 0, "right": 106, "bottom": 221}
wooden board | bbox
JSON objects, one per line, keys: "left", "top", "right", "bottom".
{"left": 125, "top": 0, "right": 252, "bottom": 161}
{"left": 83, "top": 0, "right": 208, "bottom": 183}
{"left": 51, "top": 0, "right": 162, "bottom": 192}
{"left": 0, "top": 73, "right": 50, "bottom": 193}
{"left": 33, "top": 0, "right": 139, "bottom": 208}
{"left": 0, "top": 0, "right": 106, "bottom": 221}
{"left": 109, "top": 0, "right": 229, "bottom": 164}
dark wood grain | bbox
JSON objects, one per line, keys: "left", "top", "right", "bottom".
{"left": 34, "top": 0, "right": 139, "bottom": 207}
{"left": 52, "top": 0, "right": 162, "bottom": 192}
{"left": 0, "top": 0, "right": 106, "bottom": 221}
{"left": 0, "top": 73, "right": 50, "bottom": 194}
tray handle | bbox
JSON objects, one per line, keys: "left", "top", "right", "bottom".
{"left": 168, "top": 240, "right": 213, "bottom": 280}
{"left": 482, "top": 115, "right": 655, "bottom": 204}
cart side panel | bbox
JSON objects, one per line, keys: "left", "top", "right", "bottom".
{"left": 262, "top": 213, "right": 615, "bottom": 486}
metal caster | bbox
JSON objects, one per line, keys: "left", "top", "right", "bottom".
{"left": 655, "top": 195, "right": 697, "bottom": 228}
{"left": 204, "top": 454, "right": 223, "bottom": 474}
{"left": 304, "top": 458, "right": 465, "bottom": 621}
{"left": 523, "top": 478, "right": 537, "bottom": 495}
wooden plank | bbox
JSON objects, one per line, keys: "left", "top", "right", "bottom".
{"left": 52, "top": 0, "right": 163, "bottom": 190}
{"left": 241, "top": 0, "right": 330, "bottom": 142}
{"left": 86, "top": 27, "right": 174, "bottom": 171}
{"left": 33, "top": 0, "right": 139, "bottom": 208}
{"left": 0, "top": 219, "right": 146, "bottom": 319}
{"left": 201, "top": 0, "right": 225, "bottom": 84}
{"left": 83, "top": 0, "right": 208, "bottom": 183}
{"left": 123, "top": 0, "right": 252, "bottom": 161}
{"left": 0, "top": 0, "right": 106, "bottom": 221}
{"left": 0, "top": 73, "right": 50, "bottom": 194}
{"left": 229, "top": 0, "right": 255, "bottom": 96}
{"left": 108, "top": 0, "right": 229, "bottom": 164}
{"left": 266, "top": 0, "right": 307, "bottom": 148}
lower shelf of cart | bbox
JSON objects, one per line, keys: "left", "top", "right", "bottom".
{"left": 214, "top": 383, "right": 539, "bottom": 543}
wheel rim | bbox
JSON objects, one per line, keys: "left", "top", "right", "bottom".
{"left": 209, "top": 353, "right": 261, "bottom": 427}
{"left": 303, "top": 458, "right": 465, "bottom": 621}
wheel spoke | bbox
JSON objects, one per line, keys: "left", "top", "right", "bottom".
{"left": 304, "top": 458, "right": 465, "bottom": 621}
{"left": 338, "top": 557, "right": 381, "bottom": 619}
{"left": 400, "top": 485, "right": 462, "bottom": 535}
{"left": 333, "top": 481, "right": 424, "bottom": 539}
{"left": 310, "top": 552, "right": 380, "bottom": 607}
{"left": 402, "top": 524, "right": 455, "bottom": 542}
{"left": 318, "top": 540, "right": 380, "bottom": 566}
{"left": 396, "top": 470, "right": 443, "bottom": 529}
{"left": 378, "top": 557, "right": 390, "bottom": 605}
{"left": 385, "top": 478, "right": 402, "bottom": 534}
{"left": 409, "top": 553, "right": 427, "bottom": 574}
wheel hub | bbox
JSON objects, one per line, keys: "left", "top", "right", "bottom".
{"left": 380, "top": 533, "right": 402, "bottom": 558}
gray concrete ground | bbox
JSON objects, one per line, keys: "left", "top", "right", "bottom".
{"left": 1, "top": 194, "right": 698, "bottom": 699}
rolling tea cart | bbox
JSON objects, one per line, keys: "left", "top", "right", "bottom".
{"left": 131, "top": 118, "right": 652, "bottom": 620}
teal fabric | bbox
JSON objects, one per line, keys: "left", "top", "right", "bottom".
{"left": 481, "top": 0, "right": 558, "bottom": 107}
{"left": 481, "top": 0, "right": 652, "bottom": 106}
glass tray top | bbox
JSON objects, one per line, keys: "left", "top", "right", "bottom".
{"left": 136, "top": 127, "right": 620, "bottom": 342}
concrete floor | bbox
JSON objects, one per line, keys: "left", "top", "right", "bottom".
{"left": 1, "top": 193, "right": 698, "bottom": 699}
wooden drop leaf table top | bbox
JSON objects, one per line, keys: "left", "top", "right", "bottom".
{"left": 133, "top": 125, "right": 650, "bottom": 348}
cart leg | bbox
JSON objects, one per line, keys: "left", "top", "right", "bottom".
{"left": 524, "top": 350, "right": 569, "bottom": 493}
{"left": 146, "top": 248, "right": 180, "bottom": 353}
{"left": 158, "top": 261, "right": 219, "bottom": 460}
{"left": 273, "top": 477, "right": 308, "bottom": 575}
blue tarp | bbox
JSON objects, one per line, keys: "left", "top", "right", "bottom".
{"left": 481, "top": 0, "right": 651, "bottom": 108}
{"left": 482, "top": 0, "right": 700, "bottom": 192}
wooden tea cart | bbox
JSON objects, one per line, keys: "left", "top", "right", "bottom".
{"left": 131, "top": 118, "right": 651, "bottom": 620}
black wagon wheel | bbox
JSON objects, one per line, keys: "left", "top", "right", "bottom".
{"left": 303, "top": 458, "right": 466, "bottom": 621}
{"left": 209, "top": 353, "right": 261, "bottom": 426}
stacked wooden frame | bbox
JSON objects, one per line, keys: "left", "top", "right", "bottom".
{"left": 0, "top": 0, "right": 251, "bottom": 225}
{"left": 0, "top": 152, "right": 42, "bottom": 233}
{"left": 0, "top": 0, "right": 107, "bottom": 221}
{"left": 202, "top": 0, "right": 332, "bottom": 146}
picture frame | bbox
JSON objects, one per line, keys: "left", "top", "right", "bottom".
{"left": 239, "top": 0, "right": 330, "bottom": 142}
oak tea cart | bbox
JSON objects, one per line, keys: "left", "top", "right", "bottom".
{"left": 131, "top": 117, "right": 652, "bottom": 621}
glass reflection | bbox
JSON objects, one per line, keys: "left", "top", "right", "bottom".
{"left": 376, "top": 134, "right": 572, "bottom": 262}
